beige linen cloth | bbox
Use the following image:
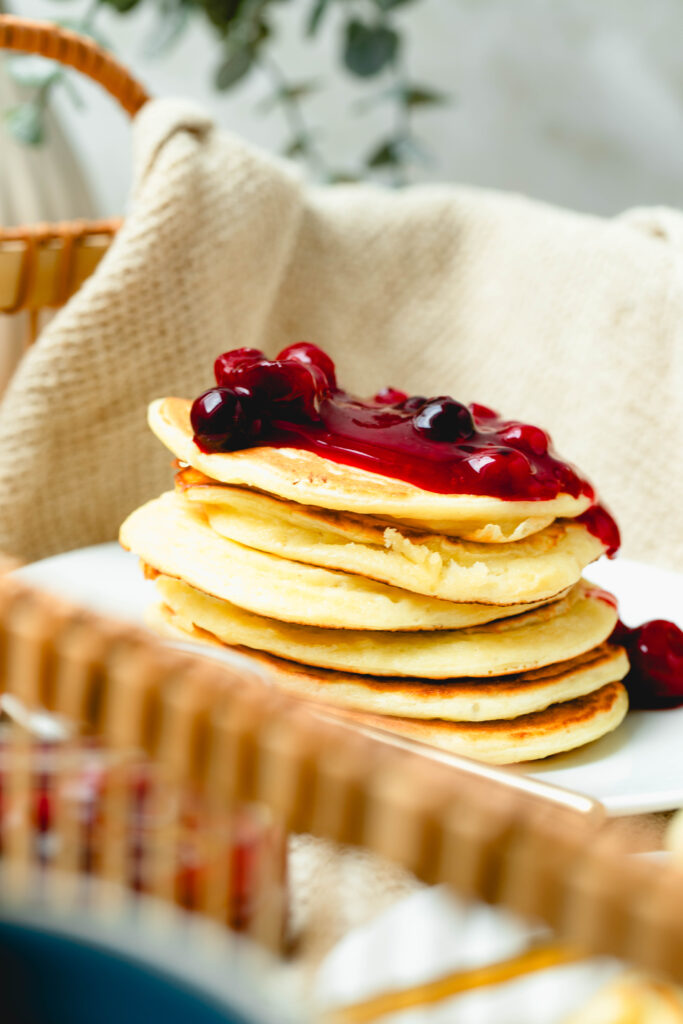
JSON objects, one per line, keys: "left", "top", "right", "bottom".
{"left": 0, "top": 98, "right": 681, "bottom": 569}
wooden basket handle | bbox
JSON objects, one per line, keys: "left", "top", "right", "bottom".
{"left": 0, "top": 15, "right": 149, "bottom": 116}
{"left": 0, "top": 16, "right": 150, "bottom": 324}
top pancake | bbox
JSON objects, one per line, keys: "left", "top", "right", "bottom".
{"left": 149, "top": 398, "right": 592, "bottom": 530}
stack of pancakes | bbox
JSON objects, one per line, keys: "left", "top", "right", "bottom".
{"left": 119, "top": 397, "right": 629, "bottom": 764}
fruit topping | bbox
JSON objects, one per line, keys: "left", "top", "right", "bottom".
{"left": 611, "top": 619, "right": 683, "bottom": 709}
{"left": 500, "top": 422, "right": 549, "bottom": 456}
{"left": 412, "top": 398, "right": 475, "bottom": 442}
{"left": 211, "top": 343, "right": 335, "bottom": 422}
{"left": 190, "top": 388, "right": 261, "bottom": 452}
{"left": 190, "top": 343, "right": 602, "bottom": 502}
{"left": 374, "top": 387, "right": 409, "bottom": 405}
{"left": 214, "top": 348, "right": 264, "bottom": 385}
{"left": 576, "top": 504, "right": 621, "bottom": 558}
{"left": 277, "top": 342, "right": 337, "bottom": 388}
{"left": 465, "top": 447, "right": 532, "bottom": 487}
{"left": 402, "top": 396, "right": 427, "bottom": 412}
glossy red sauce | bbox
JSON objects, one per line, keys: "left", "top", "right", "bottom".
{"left": 262, "top": 395, "right": 597, "bottom": 500}
{"left": 611, "top": 619, "right": 683, "bottom": 709}
{"left": 576, "top": 505, "right": 621, "bottom": 558}
{"left": 190, "top": 345, "right": 618, "bottom": 530}
{"left": 583, "top": 585, "right": 618, "bottom": 609}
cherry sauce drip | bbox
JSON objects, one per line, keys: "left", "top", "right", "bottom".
{"left": 611, "top": 619, "right": 683, "bottom": 709}
{"left": 575, "top": 505, "right": 621, "bottom": 558}
{"left": 191, "top": 343, "right": 607, "bottom": 506}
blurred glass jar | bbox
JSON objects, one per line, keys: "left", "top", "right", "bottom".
{"left": 0, "top": 729, "right": 288, "bottom": 939}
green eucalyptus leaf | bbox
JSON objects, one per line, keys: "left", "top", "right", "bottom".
{"left": 198, "top": 0, "right": 244, "bottom": 33}
{"left": 402, "top": 84, "right": 448, "bottom": 107}
{"left": 250, "top": 15, "right": 271, "bottom": 46}
{"left": 327, "top": 170, "right": 361, "bottom": 184}
{"left": 259, "top": 78, "right": 319, "bottom": 113}
{"left": 100, "top": 0, "right": 142, "bottom": 15}
{"left": 365, "top": 137, "right": 402, "bottom": 168}
{"left": 283, "top": 134, "right": 309, "bottom": 158}
{"left": 282, "top": 79, "right": 319, "bottom": 101}
{"left": 61, "top": 73, "right": 85, "bottom": 109}
{"left": 307, "top": 0, "right": 330, "bottom": 36}
{"left": 343, "top": 19, "right": 400, "bottom": 78}
{"left": 144, "top": 1, "right": 190, "bottom": 57}
{"left": 5, "top": 103, "right": 45, "bottom": 146}
{"left": 5, "top": 56, "right": 60, "bottom": 89}
{"left": 373, "top": 0, "right": 417, "bottom": 9}
{"left": 365, "top": 133, "right": 428, "bottom": 169}
{"left": 215, "top": 45, "right": 253, "bottom": 89}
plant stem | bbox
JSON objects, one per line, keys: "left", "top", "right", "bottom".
{"left": 257, "top": 52, "right": 330, "bottom": 179}
{"left": 390, "top": 56, "right": 411, "bottom": 187}
{"left": 81, "top": 0, "right": 103, "bottom": 32}
{"left": 24, "top": 0, "right": 104, "bottom": 127}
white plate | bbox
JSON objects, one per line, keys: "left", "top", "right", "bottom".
{"left": 15, "top": 545, "right": 683, "bottom": 816}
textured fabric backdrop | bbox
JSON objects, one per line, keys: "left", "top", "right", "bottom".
{"left": 0, "top": 98, "right": 681, "bottom": 568}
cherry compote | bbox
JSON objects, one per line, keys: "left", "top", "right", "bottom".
{"left": 374, "top": 387, "right": 409, "bottom": 406}
{"left": 576, "top": 504, "right": 621, "bottom": 558}
{"left": 190, "top": 343, "right": 605, "bottom": 506}
{"left": 413, "top": 398, "right": 475, "bottom": 442}
{"left": 190, "top": 388, "right": 261, "bottom": 453}
{"left": 611, "top": 619, "right": 683, "bottom": 709}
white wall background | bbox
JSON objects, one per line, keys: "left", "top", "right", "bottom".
{"left": 5, "top": 0, "right": 683, "bottom": 219}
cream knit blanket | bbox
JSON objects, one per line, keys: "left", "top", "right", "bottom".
{"left": 0, "top": 99, "right": 681, "bottom": 569}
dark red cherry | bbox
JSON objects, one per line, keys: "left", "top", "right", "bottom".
{"left": 500, "top": 422, "right": 549, "bottom": 456}
{"left": 466, "top": 447, "right": 531, "bottom": 489}
{"left": 214, "top": 348, "right": 264, "bottom": 386}
{"left": 611, "top": 619, "right": 683, "bottom": 708}
{"left": 277, "top": 342, "right": 337, "bottom": 388}
{"left": 190, "top": 344, "right": 596, "bottom": 500}
{"left": 190, "top": 387, "right": 260, "bottom": 452}
{"left": 234, "top": 360, "right": 326, "bottom": 419}
{"left": 402, "top": 396, "right": 428, "bottom": 412}
{"left": 413, "top": 398, "right": 475, "bottom": 442}
{"left": 374, "top": 387, "right": 409, "bottom": 405}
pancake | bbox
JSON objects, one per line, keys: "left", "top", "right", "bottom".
{"left": 177, "top": 474, "right": 605, "bottom": 606}
{"left": 148, "top": 602, "right": 629, "bottom": 723}
{"left": 321, "top": 682, "right": 629, "bottom": 764}
{"left": 152, "top": 574, "right": 618, "bottom": 679}
{"left": 177, "top": 467, "right": 554, "bottom": 545}
{"left": 149, "top": 398, "right": 592, "bottom": 530}
{"left": 120, "top": 492, "right": 555, "bottom": 630}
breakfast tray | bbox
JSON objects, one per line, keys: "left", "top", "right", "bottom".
{"left": 1, "top": 16, "right": 683, "bottom": 1018}
{"left": 0, "top": 573, "right": 679, "bottom": 1011}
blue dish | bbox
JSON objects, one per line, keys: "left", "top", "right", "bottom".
{"left": 0, "top": 907, "right": 289, "bottom": 1024}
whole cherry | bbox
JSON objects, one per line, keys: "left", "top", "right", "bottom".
{"left": 466, "top": 446, "right": 532, "bottom": 489}
{"left": 500, "top": 422, "right": 549, "bottom": 456}
{"left": 190, "top": 387, "right": 260, "bottom": 452}
{"left": 402, "top": 396, "right": 428, "bottom": 412}
{"left": 214, "top": 348, "right": 264, "bottom": 386}
{"left": 413, "top": 398, "right": 475, "bottom": 442}
{"left": 612, "top": 619, "right": 683, "bottom": 709}
{"left": 277, "top": 342, "right": 337, "bottom": 389}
